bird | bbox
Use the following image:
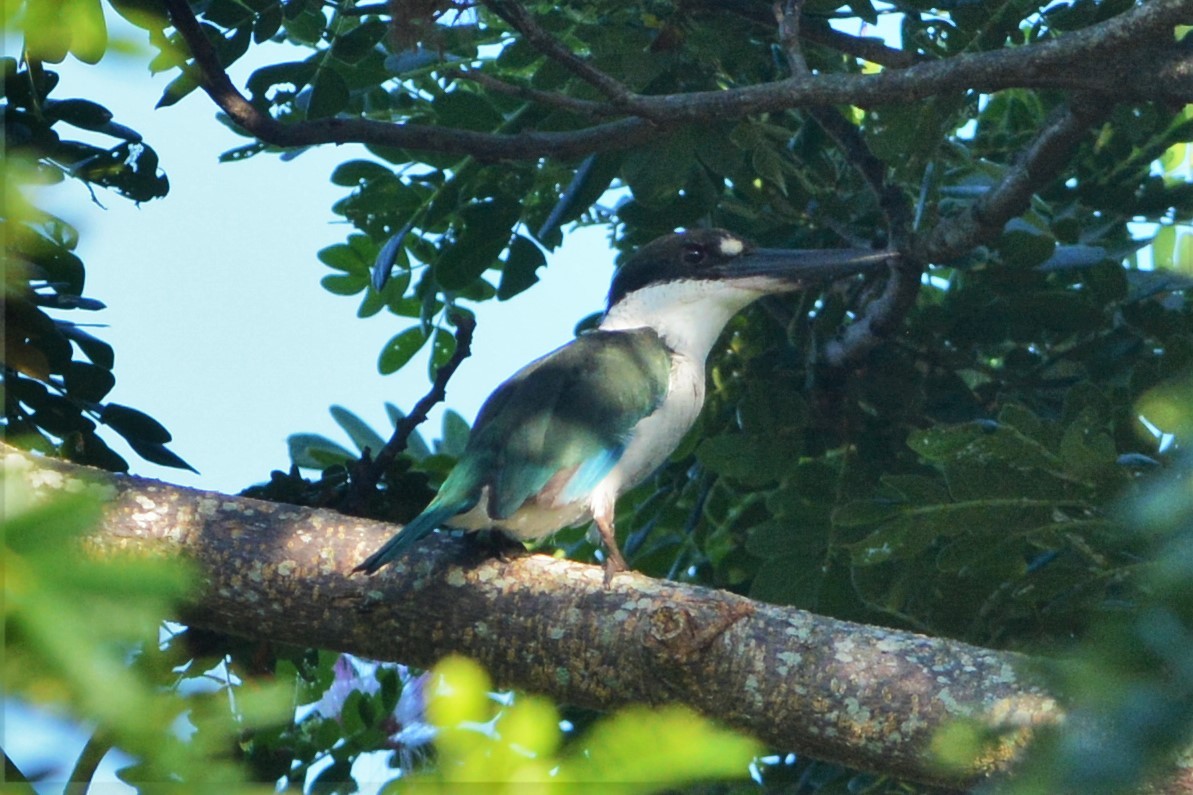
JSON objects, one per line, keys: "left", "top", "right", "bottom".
{"left": 355, "top": 228, "right": 891, "bottom": 582}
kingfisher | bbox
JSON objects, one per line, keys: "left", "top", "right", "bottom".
{"left": 355, "top": 228, "right": 890, "bottom": 582}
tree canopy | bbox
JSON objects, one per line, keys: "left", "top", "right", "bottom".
{"left": 5, "top": 0, "right": 1193, "bottom": 792}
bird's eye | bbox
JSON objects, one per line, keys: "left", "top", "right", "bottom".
{"left": 682, "top": 243, "right": 707, "bottom": 265}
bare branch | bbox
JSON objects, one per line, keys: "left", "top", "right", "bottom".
{"left": 821, "top": 97, "right": 1110, "bottom": 364}
{"left": 771, "top": 1, "right": 920, "bottom": 368}
{"left": 159, "top": 0, "right": 664, "bottom": 159}
{"left": 162, "top": 0, "right": 1192, "bottom": 160}
{"left": 912, "top": 96, "right": 1111, "bottom": 265}
{"left": 801, "top": 105, "right": 920, "bottom": 366}
{"left": 8, "top": 445, "right": 1058, "bottom": 789}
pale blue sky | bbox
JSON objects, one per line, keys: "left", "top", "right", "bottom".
{"left": 44, "top": 24, "right": 613, "bottom": 494}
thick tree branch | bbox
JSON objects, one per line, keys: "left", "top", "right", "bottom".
{"left": 14, "top": 445, "right": 1193, "bottom": 792}
{"left": 8, "top": 445, "right": 1053, "bottom": 788}
{"left": 159, "top": 0, "right": 663, "bottom": 159}
{"left": 162, "top": 0, "right": 1192, "bottom": 160}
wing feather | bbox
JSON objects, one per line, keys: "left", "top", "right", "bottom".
{"left": 465, "top": 329, "right": 671, "bottom": 519}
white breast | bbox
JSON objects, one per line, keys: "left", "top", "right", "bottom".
{"left": 593, "top": 350, "right": 705, "bottom": 500}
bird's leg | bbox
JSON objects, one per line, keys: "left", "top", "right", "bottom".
{"left": 594, "top": 512, "right": 628, "bottom": 585}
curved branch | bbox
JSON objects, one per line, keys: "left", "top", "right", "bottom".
{"left": 162, "top": 0, "right": 1192, "bottom": 160}
{"left": 345, "top": 313, "right": 477, "bottom": 512}
{"left": 159, "top": 0, "right": 664, "bottom": 159}
{"left": 9, "top": 445, "right": 1056, "bottom": 789}
{"left": 911, "top": 95, "right": 1110, "bottom": 265}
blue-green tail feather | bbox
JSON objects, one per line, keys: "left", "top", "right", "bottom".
{"left": 354, "top": 500, "right": 473, "bottom": 574}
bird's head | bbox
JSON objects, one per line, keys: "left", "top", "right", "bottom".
{"left": 600, "top": 229, "right": 891, "bottom": 356}
{"left": 606, "top": 228, "right": 890, "bottom": 308}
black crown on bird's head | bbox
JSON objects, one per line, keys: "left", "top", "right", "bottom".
{"left": 606, "top": 228, "right": 753, "bottom": 309}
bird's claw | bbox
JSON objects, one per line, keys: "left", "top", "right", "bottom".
{"left": 601, "top": 549, "right": 629, "bottom": 586}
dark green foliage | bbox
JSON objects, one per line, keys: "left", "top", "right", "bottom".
{"left": 15, "top": 0, "right": 1193, "bottom": 791}
{"left": 2, "top": 57, "right": 191, "bottom": 472}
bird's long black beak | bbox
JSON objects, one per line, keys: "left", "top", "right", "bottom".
{"left": 714, "top": 247, "right": 894, "bottom": 285}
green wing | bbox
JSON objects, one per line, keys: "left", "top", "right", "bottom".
{"left": 457, "top": 328, "right": 672, "bottom": 519}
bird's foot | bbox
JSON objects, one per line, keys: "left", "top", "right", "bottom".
{"left": 601, "top": 553, "right": 628, "bottom": 586}
{"left": 461, "top": 529, "right": 526, "bottom": 564}
{"left": 594, "top": 514, "right": 629, "bottom": 586}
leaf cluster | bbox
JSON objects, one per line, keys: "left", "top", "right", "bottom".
{"left": 2, "top": 56, "right": 192, "bottom": 472}
{"left": 14, "top": 0, "right": 1193, "bottom": 791}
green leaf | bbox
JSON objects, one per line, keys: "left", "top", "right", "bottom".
{"left": 378, "top": 327, "right": 428, "bottom": 374}
{"left": 329, "top": 159, "right": 392, "bottom": 187}
{"left": 43, "top": 98, "right": 113, "bottom": 130}
{"left": 561, "top": 705, "right": 760, "bottom": 784}
{"left": 288, "top": 433, "right": 355, "bottom": 469}
{"left": 621, "top": 130, "right": 699, "bottom": 206}
{"left": 318, "top": 242, "right": 371, "bottom": 274}
{"left": 321, "top": 273, "right": 366, "bottom": 296}
{"left": 845, "top": 0, "right": 879, "bottom": 23}
{"left": 331, "top": 20, "right": 387, "bottom": 63}
{"left": 67, "top": 0, "right": 109, "bottom": 63}
{"left": 100, "top": 403, "right": 172, "bottom": 444}
{"left": 60, "top": 326, "right": 114, "bottom": 369}
{"left": 696, "top": 432, "right": 794, "bottom": 486}
{"left": 429, "top": 327, "right": 457, "bottom": 373}
{"left": 497, "top": 235, "right": 545, "bottom": 300}
{"left": 71, "top": 430, "right": 130, "bottom": 472}
{"left": 432, "top": 90, "right": 502, "bottom": 132}
{"left": 329, "top": 405, "right": 386, "bottom": 455}
{"left": 845, "top": 501, "right": 1054, "bottom": 565}
{"left": 282, "top": 7, "right": 325, "bottom": 43}
{"left": 434, "top": 201, "right": 520, "bottom": 291}
{"left": 156, "top": 71, "right": 199, "bottom": 108}
{"left": 439, "top": 410, "right": 470, "bottom": 457}
{"left": 203, "top": 0, "right": 254, "bottom": 29}
{"left": 125, "top": 439, "right": 197, "bottom": 472}
{"left": 64, "top": 361, "right": 115, "bottom": 402}
{"left": 307, "top": 68, "right": 349, "bottom": 119}
{"left": 246, "top": 60, "right": 317, "bottom": 99}
{"left": 997, "top": 218, "right": 1056, "bottom": 268}
{"left": 252, "top": 3, "right": 282, "bottom": 42}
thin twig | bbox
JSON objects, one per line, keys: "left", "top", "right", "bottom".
{"left": 800, "top": 21, "right": 926, "bottom": 69}
{"left": 447, "top": 69, "right": 621, "bottom": 118}
{"left": 483, "top": 0, "right": 644, "bottom": 113}
{"left": 160, "top": 0, "right": 661, "bottom": 159}
{"left": 775, "top": 0, "right": 811, "bottom": 78}
{"left": 345, "top": 313, "right": 478, "bottom": 510}
{"left": 806, "top": 104, "right": 921, "bottom": 367}
{"left": 773, "top": 0, "right": 918, "bottom": 368}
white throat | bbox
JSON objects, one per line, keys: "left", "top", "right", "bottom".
{"left": 598, "top": 279, "right": 771, "bottom": 364}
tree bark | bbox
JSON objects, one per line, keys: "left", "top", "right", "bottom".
{"left": 161, "top": 0, "right": 1193, "bottom": 160}
{"left": 8, "top": 445, "right": 1064, "bottom": 788}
